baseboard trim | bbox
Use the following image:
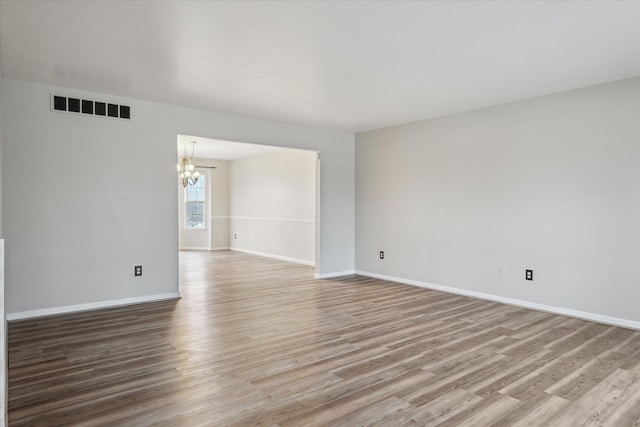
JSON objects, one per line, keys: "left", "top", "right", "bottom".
{"left": 0, "top": 240, "right": 5, "bottom": 427}
{"left": 230, "top": 248, "right": 315, "bottom": 267}
{"left": 6, "top": 292, "right": 182, "bottom": 321}
{"left": 314, "top": 270, "right": 356, "bottom": 279}
{"left": 179, "top": 247, "right": 230, "bottom": 251}
{"left": 354, "top": 270, "right": 640, "bottom": 331}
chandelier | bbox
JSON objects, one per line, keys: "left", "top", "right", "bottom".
{"left": 177, "top": 141, "right": 201, "bottom": 187}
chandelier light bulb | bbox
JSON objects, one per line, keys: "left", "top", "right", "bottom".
{"left": 177, "top": 141, "right": 201, "bottom": 187}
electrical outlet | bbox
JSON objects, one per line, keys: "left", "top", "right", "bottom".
{"left": 134, "top": 265, "right": 142, "bottom": 277}
{"left": 525, "top": 269, "right": 533, "bottom": 281}
{"left": 379, "top": 251, "right": 384, "bottom": 260}
{"left": 234, "top": 233, "right": 237, "bottom": 240}
{"left": 499, "top": 266, "right": 507, "bottom": 278}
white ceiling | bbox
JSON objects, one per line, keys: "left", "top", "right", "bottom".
{"left": 177, "top": 134, "right": 284, "bottom": 160}
{"left": 1, "top": 1, "right": 639, "bottom": 132}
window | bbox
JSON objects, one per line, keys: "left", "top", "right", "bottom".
{"left": 184, "top": 175, "right": 206, "bottom": 229}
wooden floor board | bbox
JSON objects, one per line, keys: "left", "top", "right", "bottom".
{"left": 7, "top": 250, "right": 640, "bottom": 426}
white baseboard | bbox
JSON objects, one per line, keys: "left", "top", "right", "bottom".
{"left": 0, "top": 240, "right": 5, "bottom": 427}
{"left": 355, "top": 270, "right": 640, "bottom": 331}
{"left": 179, "top": 247, "right": 230, "bottom": 251}
{"left": 230, "top": 247, "right": 315, "bottom": 266}
{"left": 314, "top": 270, "right": 355, "bottom": 279}
{"left": 6, "top": 292, "right": 181, "bottom": 321}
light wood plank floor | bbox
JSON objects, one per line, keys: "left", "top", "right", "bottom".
{"left": 8, "top": 251, "right": 640, "bottom": 426}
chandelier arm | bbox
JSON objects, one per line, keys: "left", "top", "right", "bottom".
{"left": 178, "top": 141, "right": 211, "bottom": 186}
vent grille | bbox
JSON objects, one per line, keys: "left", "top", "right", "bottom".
{"left": 51, "top": 94, "right": 131, "bottom": 120}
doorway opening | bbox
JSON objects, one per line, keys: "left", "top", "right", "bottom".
{"left": 176, "top": 134, "right": 319, "bottom": 282}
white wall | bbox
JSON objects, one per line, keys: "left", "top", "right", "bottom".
{"left": 2, "top": 79, "right": 355, "bottom": 316}
{"left": 229, "top": 149, "right": 316, "bottom": 265}
{"left": 206, "top": 159, "right": 231, "bottom": 250}
{"left": 356, "top": 77, "right": 640, "bottom": 327}
{"left": 0, "top": 54, "right": 6, "bottom": 426}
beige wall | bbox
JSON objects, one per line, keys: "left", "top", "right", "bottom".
{"left": 229, "top": 149, "right": 316, "bottom": 265}
{"left": 356, "top": 77, "right": 640, "bottom": 326}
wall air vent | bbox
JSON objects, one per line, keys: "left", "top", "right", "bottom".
{"left": 51, "top": 94, "right": 131, "bottom": 120}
